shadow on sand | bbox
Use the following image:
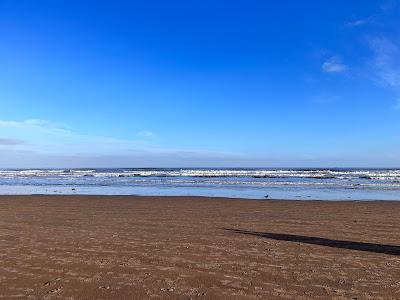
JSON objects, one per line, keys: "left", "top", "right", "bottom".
{"left": 224, "top": 228, "right": 400, "bottom": 256}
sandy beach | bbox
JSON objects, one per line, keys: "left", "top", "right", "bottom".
{"left": 1, "top": 195, "right": 400, "bottom": 299}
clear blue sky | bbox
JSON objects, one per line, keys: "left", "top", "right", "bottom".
{"left": 0, "top": 0, "right": 399, "bottom": 168}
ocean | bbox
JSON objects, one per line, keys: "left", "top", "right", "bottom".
{"left": 0, "top": 168, "right": 399, "bottom": 200}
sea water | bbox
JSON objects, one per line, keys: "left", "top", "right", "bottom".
{"left": 0, "top": 168, "right": 399, "bottom": 200}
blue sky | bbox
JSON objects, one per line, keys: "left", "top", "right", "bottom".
{"left": 0, "top": 0, "right": 399, "bottom": 167}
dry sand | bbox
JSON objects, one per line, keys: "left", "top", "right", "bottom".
{"left": 0, "top": 195, "right": 400, "bottom": 299}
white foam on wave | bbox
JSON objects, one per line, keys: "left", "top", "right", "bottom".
{"left": 0, "top": 168, "right": 400, "bottom": 181}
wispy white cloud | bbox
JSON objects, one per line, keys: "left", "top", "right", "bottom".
{"left": 341, "top": 0, "right": 400, "bottom": 110}
{"left": 0, "top": 118, "right": 151, "bottom": 155}
{"left": 0, "top": 119, "right": 71, "bottom": 134}
{"left": 322, "top": 57, "right": 347, "bottom": 73}
{"left": 0, "top": 119, "right": 240, "bottom": 165}
{"left": 346, "top": 19, "right": 368, "bottom": 27}
{"left": 367, "top": 36, "right": 400, "bottom": 109}
{"left": 367, "top": 37, "right": 400, "bottom": 88}
{"left": 137, "top": 131, "right": 153, "bottom": 137}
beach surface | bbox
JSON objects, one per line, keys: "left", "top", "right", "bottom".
{"left": 1, "top": 195, "right": 400, "bottom": 299}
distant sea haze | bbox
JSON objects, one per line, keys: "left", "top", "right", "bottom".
{"left": 0, "top": 168, "right": 399, "bottom": 200}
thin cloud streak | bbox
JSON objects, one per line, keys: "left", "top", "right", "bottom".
{"left": 0, "top": 119, "right": 72, "bottom": 134}
{"left": 346, "top": 19, "right": 368, "bottom": 27}
{"left": 368, "top": 37, "right": 400, "bottom": 88}
{"left": 0, "top": 118, "right": 241, "bottom": 159}
{"left": 367, "top": 37, "right": 400, "bottom": 108}
{"left": 322, "top": 57, "right": 347, "bottom": 73}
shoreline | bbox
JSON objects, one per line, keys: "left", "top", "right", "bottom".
{"left": 1, "top": 167, "right": 400, "bottom": 201}
{"left": 1, "top": 195, "right": 400, "bottom": 298}
{"left": 1, "top": 194, "right": 400, "bottom": 203}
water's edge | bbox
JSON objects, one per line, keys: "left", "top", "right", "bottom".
{"left": 0, "top": 168, "right": 399, "bottom": 200}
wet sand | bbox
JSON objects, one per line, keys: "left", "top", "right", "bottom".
{"left": 1, "top": 195, "right": 400, "bottom": 299}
